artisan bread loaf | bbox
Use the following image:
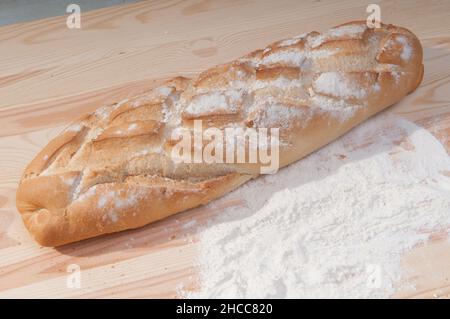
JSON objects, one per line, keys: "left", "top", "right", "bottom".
{"left": 16, "top": 21, "right": 423, "bottom": 246}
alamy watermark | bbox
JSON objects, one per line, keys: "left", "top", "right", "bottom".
{"left": 66, "top": 264, "right": 81, "bottom": 289}
{"left": 366, "top": 4, "right": 381, "bottom": 29}
{"left": 66, "top": 4, "right": 81, "bottom": 29}
{"left": 366, "top": 264, "right": 382, "bottom": 289}
{"left": 171, "top": 120, "right": 280, "bottom": 174}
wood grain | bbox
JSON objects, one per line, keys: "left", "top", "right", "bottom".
{"left": 0, "top": 0, "right": 449, "bottom": 298}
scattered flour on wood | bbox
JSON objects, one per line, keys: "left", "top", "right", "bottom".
{"left": 184, "top": 114, "right": 450, "bottom": 298}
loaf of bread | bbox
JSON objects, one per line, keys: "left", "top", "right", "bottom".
{"left": 16, "top": 21, "right": 423, "bottom": 246}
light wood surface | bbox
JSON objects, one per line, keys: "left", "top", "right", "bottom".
{"left": 0, "top": 0, "right": 449, "bottom": 298}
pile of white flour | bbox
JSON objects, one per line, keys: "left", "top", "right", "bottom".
{"left": 185, "top": 114, "right": 450, "bottom": 298}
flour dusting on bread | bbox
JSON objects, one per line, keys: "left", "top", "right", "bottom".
{"left": 16, "top": 21, "right": 424, "bottom": 246}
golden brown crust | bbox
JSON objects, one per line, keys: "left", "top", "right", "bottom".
{"left": 16, "top": 21, "right": 424, "bottom": 246}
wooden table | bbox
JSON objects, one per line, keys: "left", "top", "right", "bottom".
{"left": 0, "top": 0, "right": 449, "bottom": 298}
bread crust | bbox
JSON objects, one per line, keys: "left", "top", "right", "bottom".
{"left": 16, "top": 21, "right": 424, "bottom": 246}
